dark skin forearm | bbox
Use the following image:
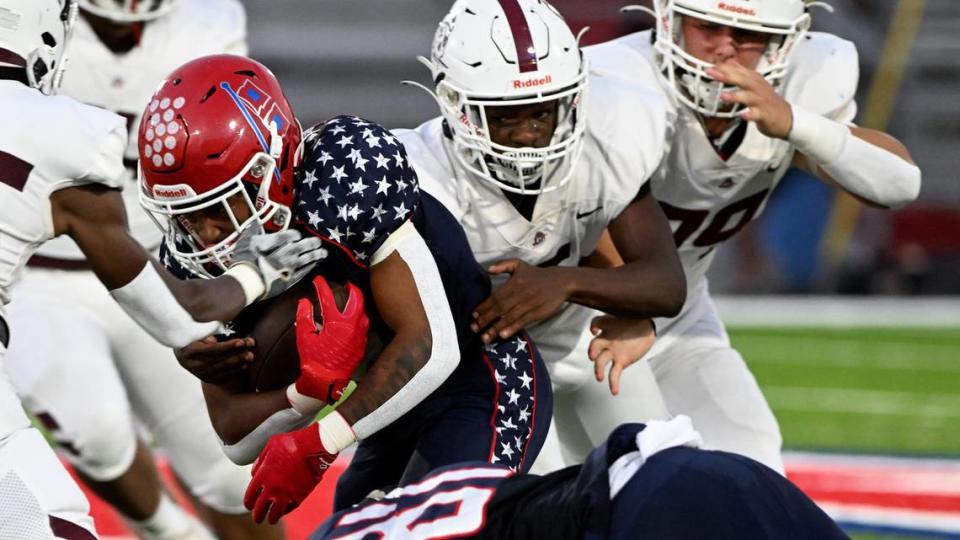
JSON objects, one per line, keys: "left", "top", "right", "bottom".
{"left": 473, "top": 193, "right": 685, "bottom": 343}
{"left": 575, "top": 194, "right": 686, "bottom": 318}
{"left": 336, "top": 331, "right": 432, "bottom": 425}
{"left": 202, "top": 381, "right": 290, "bottom": 445}
{"left": 335, "top": 251, "right": 434, "bottom": 425}
{"left": 52, "top": 184, "right": 247, "bottom": 322}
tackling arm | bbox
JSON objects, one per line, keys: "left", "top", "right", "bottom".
{"left": 51, "top": 184, "right": 245, "bottom": 347}
{"left": 573, "top": 191, "right": 686, "bottom": 317}
{"left": 472, "top": 191, "right": 684, "bottom": 342}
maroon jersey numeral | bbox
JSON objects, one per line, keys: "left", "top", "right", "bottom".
{"left": 659, "top": 189, "right": 771, "bottom": 248}
{"left": 0, "top": 150, "right": 34, "bottom": 192}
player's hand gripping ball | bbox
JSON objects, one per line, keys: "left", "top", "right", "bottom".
{"left": 294, "top": 275, "right": 370, "bottom": 403}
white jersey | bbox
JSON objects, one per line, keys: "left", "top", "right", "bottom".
{"left": 36, "top": 0, "right": 247, "bottom": 259}
{"left": 396, "top": 74, "right": 668, "bottom": 378}
{"left": 398, "top": 74, "right": 668, "bottom": 270}
{"left": 0, "top": 82, "right": 126, "bottom": 310}
{"left": 585, "top": 31, "right": 859, "bottom": 334}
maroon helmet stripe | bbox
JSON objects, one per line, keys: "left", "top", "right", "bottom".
{"left": 498, "top": 0, "right": 538, "bottom": 73}
{"left": 0, "top": 48, "right": 26, "bottom": 68}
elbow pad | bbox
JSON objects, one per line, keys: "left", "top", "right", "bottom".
{"left": 221, "top": 408, "right": 314, "bottom": 465}
{"left": 352, "top": 223, "right": 460, "bottom": 440}
{"left": 110, "top": 263, "right": 221, "bottom": 348}
{"left": 789, "top": 105, "right": 921, "bottom": 209}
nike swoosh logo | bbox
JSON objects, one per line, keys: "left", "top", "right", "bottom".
{"left": 576, "top": 206, "right": 603, "bottom": 219}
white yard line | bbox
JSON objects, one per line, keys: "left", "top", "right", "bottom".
{"left": 784, "top": 450, "right": 960, "bottom": 470}
{"left": 714, "top": 296, "right": 960, "bottom": 327}
{"left": 764, "top": 386, "right": 960, "bottom": 418}
{"left": 745, "top": 346, "right": 960, "bottom": 373}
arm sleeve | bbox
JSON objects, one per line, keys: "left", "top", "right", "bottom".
{"left": 109, "top": 262, "right": 222, "bottom": 348}
{"left": 352, "top": 223, "right": 460, "bottom": 440}
{"left": 221, "top": 408, "right": 314, "bottom": 465}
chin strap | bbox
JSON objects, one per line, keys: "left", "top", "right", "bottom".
{"left": 0, "top": 66, "right": 28, "bottom": 86}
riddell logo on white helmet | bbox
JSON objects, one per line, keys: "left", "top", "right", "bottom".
{"left": 513, "top": 74, "right": 553, "bottom": 90}
{"left": 717, "top": 2, "right": 757, "bottom": 16}
{"left": 152, "top": 185, "right": 193, "bottom": 201}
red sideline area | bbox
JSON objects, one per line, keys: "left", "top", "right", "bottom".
{"left": 69, "top": 452, "right": 960, "bottom": 540}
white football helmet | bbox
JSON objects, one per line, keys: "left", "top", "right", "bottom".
{"left": 414, "top": 0, "right": 588, "bottom": 195}
{"left": 0, "top": 0, "right": 78, "bottom": 95}
{"left": 78, "top": 0, "right": 178, "bottom": 22}
{"left": 628, "top": 0, "right": 814, "bottom": 117}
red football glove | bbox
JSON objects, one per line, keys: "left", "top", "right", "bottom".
{"left": 243, "top": 425, "right": 338, "bottom": 524}
{"left": 295, "top": 276, "right": 369, "bottom": 403}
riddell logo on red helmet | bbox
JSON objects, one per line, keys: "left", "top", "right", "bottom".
{"left": 152, "top": 185, "right": 193, "bottom": 201}
{"left": 717, "top": 2, "right": 756, "bottom": 16}
{"left": 513, "top": 74, "right": 553, "bottom": 89}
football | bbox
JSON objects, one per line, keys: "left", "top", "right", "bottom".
{"left": 229, "top": 274, "right": 379, "bottom": 392}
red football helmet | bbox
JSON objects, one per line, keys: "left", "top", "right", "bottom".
{"left": 138, "top": 54, "right": 303, "bottom": 278}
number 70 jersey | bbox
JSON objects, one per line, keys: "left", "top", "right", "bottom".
{"left": 588, "top": 33, "right": 856, "bottom": 279}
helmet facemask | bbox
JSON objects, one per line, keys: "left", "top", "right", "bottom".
{"left": 139, "top": 55, "right": 302, "bottom": 280}
{"left": 406, "top": 0, "right": 589, "bottom": 196}
{"left": 436, "top": 73, "right": 586, "bottom": 195}
{"left": 0, "top": 0, "right": 79, "bottom": 95}
{"left": 642, "top": 0, "right": 811, "bottom": 118}
{"left": 141, "top": 149, "right": 292, "bottom": 279}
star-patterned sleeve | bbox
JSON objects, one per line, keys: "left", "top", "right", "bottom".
{"left": 158, "top": 238, "right": 194, "bottom": 280}
{"left": 295, "top": 115, "right": 420, "bottom": 267}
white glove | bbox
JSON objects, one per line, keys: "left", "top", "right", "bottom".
{"left": 231, "top": 224, "right": 327, "bottom": 300}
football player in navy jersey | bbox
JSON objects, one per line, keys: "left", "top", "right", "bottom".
{"left": 311, "top": 417, "right": 850, "bottom": 540}
{"left": 137, "top": 54, "right": 553, "bottom": 523}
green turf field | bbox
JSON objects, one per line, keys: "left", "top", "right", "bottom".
{"left": 729, "top": 327, "right": 960, "bottom": 539}
{"left": 730, "top": 327, "right": 960, "bottom": 456}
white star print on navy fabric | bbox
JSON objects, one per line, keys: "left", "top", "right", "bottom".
{"left": 304, "top": 169, "right": 319, "bottom": 189}
{"left": 327, "top": 226, "right": 343, "bottom": 243}
{"left": 518, "top": 405, "right": 531, "bottom": 424}
{"left": 307, "top": 210, "right": 322, "bottom": 228}
{"left": 375, "top": 176, "right": 391, "bottom": 195}
{"left": 292, "top": 116, "right": 419, "bottom": 266}
{"left": 349, "top": 178, "right": 369, "bottom": 196}
{"left": 370, "top": 204, "right": 387, "bottom": 223}
{"left": 331, "top": 165, "right": 348, "bottom": 183}
{"left": 485, "top": 334, "right": 537, "bottom": 471}
{"left": 394, "top": 202, "right": 410, "bottom": 221}
{"left": 317, "top": 186, "right": 333, "bottom": 206}
{"left": 517, "top": 371, "right": 532, "bottom": 390}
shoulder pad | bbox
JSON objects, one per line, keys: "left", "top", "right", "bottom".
{"left": 295, "top": 116, "right": 420, "bottom": 266}
{"left": 782, "top": 32, "right": 859, "bottom": 119}
{"left": 42, "top": 97, "right": 127, "bottom": 190}
{"left": 584, "top": 31, "right": 663, "bottom": 89}
{"left": 585, "top": 75, "right": 671, "bottom": 200}
{"left": 393, "top": 119, "right": 465, "bottom": 221}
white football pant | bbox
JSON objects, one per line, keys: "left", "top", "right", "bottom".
{"left": 5, "top": 267, "right": 251, "bottom": 514}
{"left": 0, "top": 343, "right": 98, "bottom": 539}
{"left": 531, "top": 284, "right": 784, "bottom": 474}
